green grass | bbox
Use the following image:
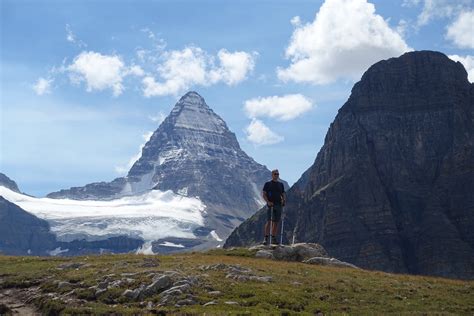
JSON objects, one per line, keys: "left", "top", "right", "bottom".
{"left": 0, "top": 250, "right": 473, "bottom": 315}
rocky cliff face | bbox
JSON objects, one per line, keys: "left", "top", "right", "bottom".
{"left": 0, "top": 173, "right": 21, "bottom": 193}
{"left": 47, "top": 92, "right": 282, "bottom": 245}
{"left": 0, "top": 196, "right": 57, "bottom": 255}
{"left": 225, "top": 51, "right": 474, "bottom": 280}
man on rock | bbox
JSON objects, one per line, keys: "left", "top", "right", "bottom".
{"left": 262, "top": 169, "right": 286, "bottom": 245}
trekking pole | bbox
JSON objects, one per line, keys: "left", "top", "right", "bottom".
{"left": 269, "top": 206, "right": 273, "bottom": 247}
{"left": 280, "top": 207, "right": 284, "bottom": 245}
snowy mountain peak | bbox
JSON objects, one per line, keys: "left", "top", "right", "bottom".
{"left": 46, "top": 91, "right": 277, "bottom": 252}
{"left": 176, "top": 91, "right": 208, "bottom": 110}
{"left": 168, "top": 91, "right": 228, "bottom": 134}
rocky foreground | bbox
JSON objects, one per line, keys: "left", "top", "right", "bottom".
{"left": 0, "top": 244, "right": 473, "bottom": 315}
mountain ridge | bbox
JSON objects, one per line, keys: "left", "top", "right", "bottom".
{"left": 225, "top": 50, "right": 474, "bottom": 280}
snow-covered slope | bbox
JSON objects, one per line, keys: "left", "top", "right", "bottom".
{"left": 0, "top": 186, "right": 206, "bottom": 243}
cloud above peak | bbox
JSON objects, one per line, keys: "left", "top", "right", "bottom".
{"left": 244, "top": 94, "right": 313, "bottom": 121}
{"left": 142, "top": 47, "right": 256, "bottom": 97}
{"left": 68, "top": 51, "right": 127, "bottom": 96}
{"left": 67, "top": 51, "right": 145, "bottom": 96}
{"left": 277, "top": 0, "right": 411, "bottom": 85}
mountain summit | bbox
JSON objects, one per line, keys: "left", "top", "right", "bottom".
{"left": 47, "top": 91, "right": 279, "bottom": 250}
{"left": 226, "top": 51, "right": 474, "bottom": 279}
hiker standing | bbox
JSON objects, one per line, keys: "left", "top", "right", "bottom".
{"left": 262, "top": 169, "right": 286, "bottom": 245}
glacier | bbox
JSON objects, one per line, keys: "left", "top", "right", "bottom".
{"left": 0, "top": 186, "right": 206, "bottom": 243}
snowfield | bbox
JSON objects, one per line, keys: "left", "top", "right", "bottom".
{"left": 0, "top": 186, "right": 206, "bottom": 242}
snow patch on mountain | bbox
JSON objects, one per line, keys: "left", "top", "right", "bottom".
{"left": 210, "top": 230, "right": 223, "bottom": 242}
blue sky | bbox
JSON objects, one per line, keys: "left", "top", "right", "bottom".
{"left": 1, "top": 0, "right": 473, "bottom": 197}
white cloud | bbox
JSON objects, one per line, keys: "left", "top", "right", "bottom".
{"left": 277, "top": 0, "right": 411, "bottom": 85}
{"left": 115, "top": 131, "right": 153, "bottom": 174}
{"left": 65, "top": 24, "right": 87, "bottom": 48}
{"left": 245, "top": 119, "right": 284, "bottom": 146}
{"left": 32, "top": 77, "right": 53, "bottom": 95}
{"left": 446, "top": 11, "right": 474, "bottom": 49}
{"left": 403, "top": 0, "right": 471, "bottom": 26}
{"left": 449, "top": 55, "right": 474, "bottom": 82}
{"left": 66, "top": 24, "right": 75, "bottom": 43}
{"left": 68, "top": 51, "right": 127, "bottom": 96}
{"left": 142, "top": 46, "right": 256, "bottom": 97}
{"left": 209, "top": 49, "right": 256, "bottom": 85}
{"left": 126, "top": 65, "right": 145, "bottom": 77}
{"left": 244, "top": 94, "right": 313, "bottom": 121}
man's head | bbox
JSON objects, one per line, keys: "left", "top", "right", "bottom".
{"left": 271, "top": 169, "right": 279, "bottom": 181}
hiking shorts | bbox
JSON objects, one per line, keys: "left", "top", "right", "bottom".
{"left": 267, "top": 204, "right": 282, "bottom": 222}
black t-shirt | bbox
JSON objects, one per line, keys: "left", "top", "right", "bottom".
{"left": 263, "top": 180, "right": 285, "bottom": 205}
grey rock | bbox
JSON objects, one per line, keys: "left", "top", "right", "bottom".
{"left": 176, "top": 298, "right": 197, "bottom": 306}
{"left": 226, "top": 51, "right": 474, "bottom": 280}
{"left": 249, "top": 276, "right": 273, "bottom": 282}
{"left": 141, "top": 275, "right": 172, "bottom": 298}
{"left": 57, "top": 262, "right": 86, "bottom": 270}
{"left": 122, "top": 289, "right": 141, "bottom": 300}
{"left": 57, "top": 281, "right": 71, "bottom": 289}
{"left": 225, "top": 301, "right": 239, "bottom": 305}
{"left": 272, "top": 243, "right": 327, "bottom": 261}
{"left": 0, "top": 173, "right": 21, "bottom": 193}
{"left": 208, "top": 291, "right": 222, "bottom": 296}
{"left": 204, "top": 301, "right": 218, "bottom": 306}
{"left": 255, "top": 250, "right": 273, "bottom": 259}
{"left": 303, "top": 257, "right": 359, "bottom": 269}
{"left": 159, "top": 289, "right": 183, "bottom": 297}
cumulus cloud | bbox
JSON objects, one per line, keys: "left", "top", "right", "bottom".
{"left": 245, "top": 119, "right": 284, "bottom": 146}
{"left": 126, "top": 65, "right": 145, "bottom": 77}
{"left": 244, "top": 94, "right": 313, "bottom": 121}
{"left": 277, "top": 0, "right": 411, "bottom": 84}
{"left": 449, "top": 55, "right": 474, "bottom": 82}
{"left": 115, "top": 131, "right": 154, "bottom": 174}
{"left": 142, "top": 46, "right": 256, "bottom": 97}
{"left": 209, "top": 49, "right": 257, "bottom": 85}
{"left": 32, "top": 77, "right": 53, "bottom": 95}
{"left": 67, "top": 51, "right": 142, "bottom": 96}
{"left": 446, "top": 11, "right": 474, "bottom": 49}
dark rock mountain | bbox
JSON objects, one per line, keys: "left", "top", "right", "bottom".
{"left": 0, "top": 196, "right": 56, "bottom": 255}
{"left": 0, "top": 173, "right": 21, "bottom": 193}
{"left": 225, "top": 51, "right": 474, "bottom": 280}
{"left": 47, "top": 91, "right": 283, "bottom": 246}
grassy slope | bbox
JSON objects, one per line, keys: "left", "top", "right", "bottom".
{"left": 0, "top": 248, "right": 472, "bottom": 315}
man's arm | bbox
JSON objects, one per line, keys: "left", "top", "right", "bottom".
{"left": 262, "top": 191, "right": 273, "bottom": 207}
{"left": 281, "top": 192, "right": 286, "bottom": 206}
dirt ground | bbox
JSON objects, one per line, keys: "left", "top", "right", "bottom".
{"left": 0, "top": 289, "right": 39, "bottom": 315}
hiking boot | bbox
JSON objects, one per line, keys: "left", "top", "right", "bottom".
{"left": 262, "top": 236, "right": 269, "bottom": 246}
{"left": 271, "top": 236, "right": 278, "bottom": 245}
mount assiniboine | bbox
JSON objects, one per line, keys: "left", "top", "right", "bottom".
{"left": 0, "top": 92, "right": 283, "bottom": 255}
{"left": 225, "top": 51, "right": 474, "bottom": 280}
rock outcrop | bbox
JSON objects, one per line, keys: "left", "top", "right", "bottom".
{"left": 225, "top": 51, "right": 474, "bottom": 280}
{"left": 0, "top": 196, "right": 57, "bottom": 255}
{"left": 0, "top": 173, "right": 21, "bottom": 193}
